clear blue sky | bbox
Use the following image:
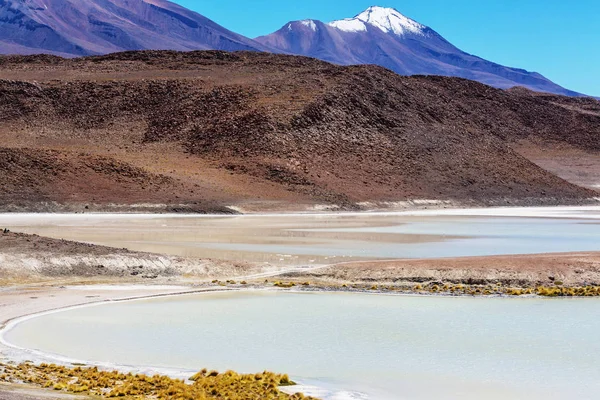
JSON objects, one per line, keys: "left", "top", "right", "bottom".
{"left": 173, "top": 1, "right": 600, "bottom": 96}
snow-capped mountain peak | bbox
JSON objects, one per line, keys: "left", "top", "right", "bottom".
{"left": 256, "top": 5, "right": 581, "bottom": 96}
{"left": 328, "top": 6, "right": 425, "bottom": 36}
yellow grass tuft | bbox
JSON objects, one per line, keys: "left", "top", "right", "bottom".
{"left": 0, "top": 363, "right": 317, "bottom": 400}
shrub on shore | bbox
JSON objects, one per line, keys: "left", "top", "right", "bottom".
{"left": 0, "top": 363, "right": 314, "bottom": 399}
{"left": 267, "top": 279, "right": 600, "bottom": 298}
{"left": 274, "top": 281, "right": 296, "bottom": 288}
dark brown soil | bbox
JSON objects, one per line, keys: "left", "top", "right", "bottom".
{"left": 0, "top": 230, "right": 131, "bottom": 256}
{"left": 0, "top": 230, "right": 265, "bottom": 280}
{"left": 0, "top": 50, "right": 598, "bottom": 211}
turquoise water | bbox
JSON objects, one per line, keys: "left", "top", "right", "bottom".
{"left": 6, "top": 291, "right": 600, "bottom": 399}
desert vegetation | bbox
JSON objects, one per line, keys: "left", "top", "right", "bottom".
{"left": 255, "top": 280, "right": 600, "bottom": 297}
{"left": 0, "top": 363, "right": 314, "bottom": 399}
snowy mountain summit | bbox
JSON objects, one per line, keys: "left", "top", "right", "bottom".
{"left": 328, "top": 6, "right": 425, "bottom": 36}
{"left": 256, "top": 5, "right": 582, "bottom": 96}
{"left": 0, "top": 1, "right": 585, "bottom": 96}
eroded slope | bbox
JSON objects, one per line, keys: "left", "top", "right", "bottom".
{"left": 0, "top": 51, "right": 598, "bottom": 211}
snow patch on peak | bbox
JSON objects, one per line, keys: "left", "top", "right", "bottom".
{"left": 357, "top": 6, "right": 425, "bottom": 35}
{"left": 329, "top": 6, "right": 425, "bottom": 36}
{"left": 300, "top": 20, "right": 317, "bottom": 31}
{"left": 327, "top": 18, "right": 367, "bottom": 33}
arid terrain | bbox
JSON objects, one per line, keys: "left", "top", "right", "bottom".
{"left": 2, "top": 227, "right": 600, "bottom": 399}
{"left": 284, "top": 253, "right": 600, "bottom": 288}
{"left": 2, "top": 229, "right": 599, "bottom": 290}
{"left": 0, "top": 383, "right": 88, "bottom": 400}
{"left": 0, "top": 51, "right": 598, "bottom": 212}
{"left": 0, "top": 230, "right": 291, "bottom": 286}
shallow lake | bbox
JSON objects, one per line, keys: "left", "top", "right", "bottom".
{"left": 5, "top": 291, "right": 600, "bottom": 400}
{"left": 1, "top": 206, "right": 600, "bottom": 264}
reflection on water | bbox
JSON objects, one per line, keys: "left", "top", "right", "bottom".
{"left": 7, "top": 292, "right": 600, "bottom": 400}
{"left": 1, "top": 210, "right": 600, "bottom": 264}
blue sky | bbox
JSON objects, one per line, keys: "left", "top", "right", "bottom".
{"left": 173, "top": 1, "right": 600, "bottom": 96}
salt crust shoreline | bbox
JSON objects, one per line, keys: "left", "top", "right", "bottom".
{"left": 0, "top": 205, "right": 599, "bottom": 221}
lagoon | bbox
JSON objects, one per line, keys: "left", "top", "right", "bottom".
{"left": 5, "top": 291, "right": 600, "bottom": 400}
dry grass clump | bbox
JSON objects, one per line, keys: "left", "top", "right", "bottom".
{"left": 273, "top": 281, "right": 296, "bottom": 288}
{"left": 279, "top": 279, "right": 600, "bottom": 298}
{"left": 411, "top": 283, "right": 600, "bottom": 297}
{"left": 0, "top": 363, "right": 315, "bottom": 399}
{"left": 535, "top": 285, "right": 600, "bottom": 297}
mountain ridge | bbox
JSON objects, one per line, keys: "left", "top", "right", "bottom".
{"left": 0, "top": 1, "right": 593, "bottom": 97}
{"left": 256, "top": 6, "right": 585, "bottom": 97}
{"left": 0, "top": 0, "right": 271, "bottom": 56}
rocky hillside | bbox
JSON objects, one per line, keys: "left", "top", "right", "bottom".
{"left": 0, "top": 51, "right": 598, "bottom": 212}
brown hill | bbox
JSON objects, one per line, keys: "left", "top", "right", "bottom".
{"left": 0, "top": 51, "right": 598, "bottom": 212}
